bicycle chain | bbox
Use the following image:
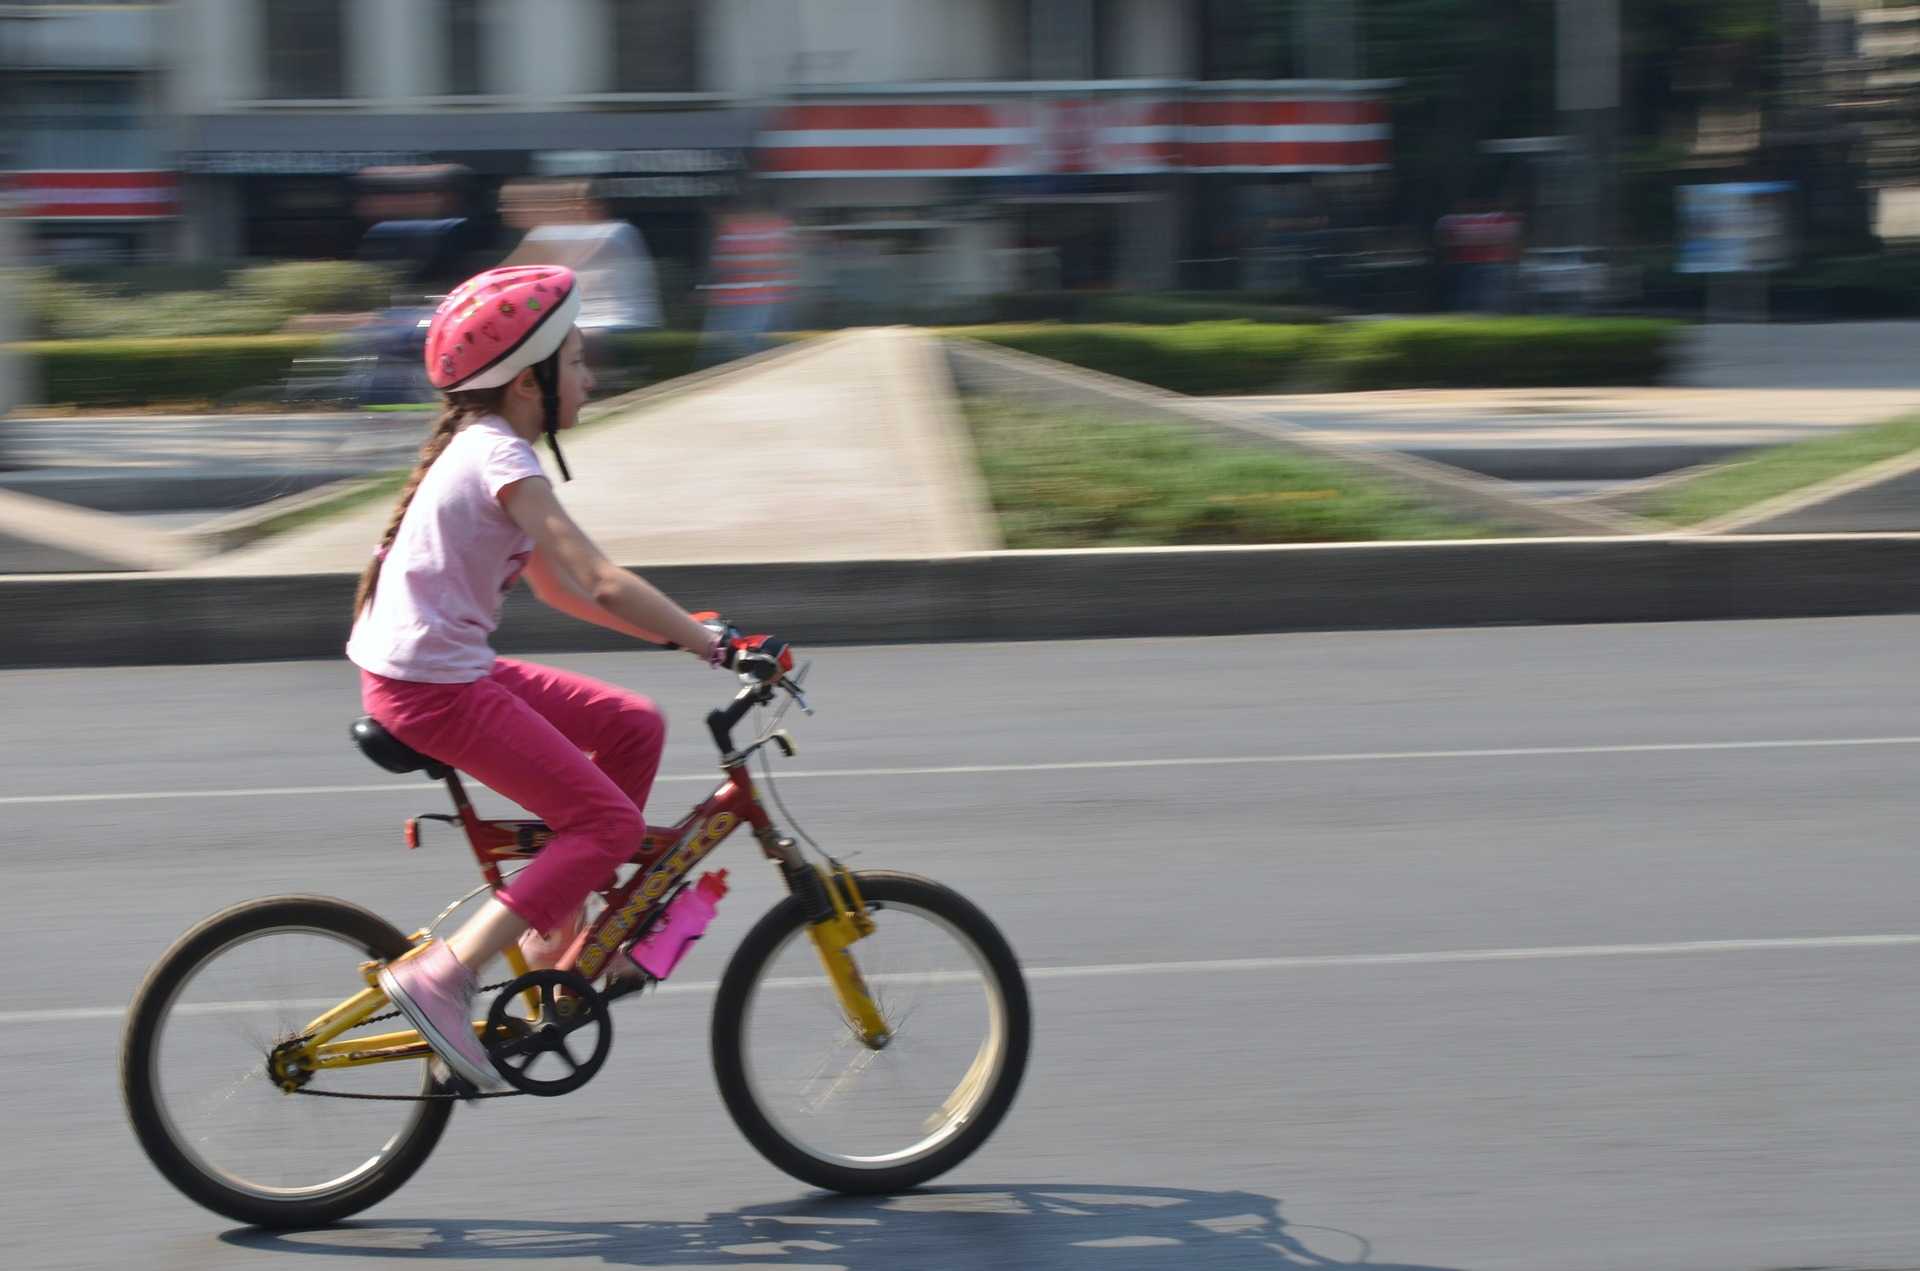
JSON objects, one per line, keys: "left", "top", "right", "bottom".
{"left": 285, "top": 978, "right": 525, "bottom": 1103}
{"left": 352, "top": 978, "right": 517, "bottom": 1030}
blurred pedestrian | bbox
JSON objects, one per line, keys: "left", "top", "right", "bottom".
{"left": 1436, "top": 200, "right": 1523, "bottom": 312}
{"left": 696, "top": 194, "right": 798, "bottom": 367}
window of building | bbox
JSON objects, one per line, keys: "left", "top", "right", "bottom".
{"left": 447, "top": 0, "right": 486, "bottom": 95}
{"left": 1000, "top": 0, "right": 1033, "bottom": 79}
{"left": 610, "top": 0, "right": 699, "bottom": 93}
{"left": 1093, "top": 0, "right": 1122, "bottom": 79}
{"left": 264, "top": 0, "right": 346, "bottom": 99}
{"left": 1198, "top": 0, "right": 1295, "bottom": 80}
{"left": 13, "top": 76, "right": 155, "bottom": 169}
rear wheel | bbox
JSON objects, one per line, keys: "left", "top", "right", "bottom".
{"left": 712, "top": 871, "right": 1030, "bottom": 1194}
{"left": 121, "top": 896, "right": 453, "bottom": 1228}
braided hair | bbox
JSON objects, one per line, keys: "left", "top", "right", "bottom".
{"left": 351, "top": 386, "right": 508, "bottom": 617}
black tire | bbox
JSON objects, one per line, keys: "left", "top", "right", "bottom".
{"left": 711, "top": 871, "right": 1030, "bottom": 1194}
{"left": 121, "top": 896, "right": 453, "bottom": 1229}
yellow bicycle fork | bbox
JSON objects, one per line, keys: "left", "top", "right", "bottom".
{"left": 274, "top": 865, "right": 888, "bottom": 1085}
{"left": 803, "top": 865, "right": 890, "bottom": 1048}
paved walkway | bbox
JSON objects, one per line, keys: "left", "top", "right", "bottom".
{"left": 1213, "top": 386, "right": 1920, "bottom": 450}
{"left": 195, "top": 328, "right": 998, "bottom": 576}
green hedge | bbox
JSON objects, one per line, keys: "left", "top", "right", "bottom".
{"left": 1317, "top": 318, "right": 1679, "bottom": 390}
{"left": 8, "top": 330, "right": 707, "bottom": 408}
{"left": 943, "top": 323, "right": 1330, "bottom": 395}
{"left": 984, "top": 289, "right": 1324, "bottom": 325}
{"left": 597, "top": 331, "right": 703, "bottom": 385}
{"left": 26, "top": 260, "right": 398, "bottom": 340}
{"left": 14, "top": 335, "right": 341, "bottom": 407}
{"left": 11, "top": 317, "right": 1681, "bottom": 408}
{"left": 947, "top": 317, "right": 1681, "bottom": 394}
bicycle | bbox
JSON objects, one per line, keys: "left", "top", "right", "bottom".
{"left": 120, "top": 664, "right": 1031, "bottom": 1229}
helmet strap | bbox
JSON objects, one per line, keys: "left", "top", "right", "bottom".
{"left": 531, "top": 353, "right": 572, "bottom": 482}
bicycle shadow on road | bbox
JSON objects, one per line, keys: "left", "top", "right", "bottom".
{"left": 220, "top": 1184, "right": 1465, "bottom": 1269}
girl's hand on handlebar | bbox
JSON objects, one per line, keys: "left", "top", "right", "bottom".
{"left": 727, "top": 633, "right": 795, "bottom": 682}
{"left": 689, "top": 613, "right": 794, "bottom": 681}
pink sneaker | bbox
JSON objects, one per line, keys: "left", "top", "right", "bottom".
{"left": 377, "top": 941, "right": 506, "bottom": 1094}
{"left": 516, "top": 904, "right": 586, "bottom": 972}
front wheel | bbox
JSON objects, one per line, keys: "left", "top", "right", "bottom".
{"left": 711, "top": 871, "right": 1030, "bottom": 1194}
{"left": 121, "top": 896, "right": 453, "bottom": 1228}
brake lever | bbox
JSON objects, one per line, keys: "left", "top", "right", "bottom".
{"left": 781, "top": 679, "right": 814, "bottom": 717}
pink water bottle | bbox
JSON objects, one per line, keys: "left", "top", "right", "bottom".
{"left": 628, "top": 870, "right": 729, "bottom": 980}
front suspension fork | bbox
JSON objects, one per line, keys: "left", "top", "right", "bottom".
{"left": 780, "top": 854, "right": 889, "bottom": 1048}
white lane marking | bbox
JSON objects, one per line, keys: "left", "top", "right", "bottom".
{"left": 15, "top": 932, "right": 1920, "bottom": 1026}
{"left": 6, "top": 735, "right": 1920, "bottom": 807}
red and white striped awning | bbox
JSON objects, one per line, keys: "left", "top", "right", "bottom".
{"left": 11, "top": 171, "right": 180, "bottom": 220}
{"left": 759, "top": 92, "right": 1390, "bottom": 178}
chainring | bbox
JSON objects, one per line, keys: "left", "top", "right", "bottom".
{"left": 483, "top": 969, "right": 613, "bottom": 1097}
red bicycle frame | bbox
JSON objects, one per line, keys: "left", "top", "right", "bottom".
{"left": 408, "top": 755, "right": 788, "bottom": 983}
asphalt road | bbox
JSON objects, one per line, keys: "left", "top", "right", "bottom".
{"left": 5, "top": 620, "right": 1920, "bottom": 1270}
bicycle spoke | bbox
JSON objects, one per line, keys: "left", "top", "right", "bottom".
{"left": 737, "top": 890, "right": 1010, "bottom": 1170}
{"left": 144, "top": 922, "right": 439, "bottom": 1202}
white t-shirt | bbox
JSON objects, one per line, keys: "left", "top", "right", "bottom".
{"left": 346, "top": 415, "right": 547, "bottom": 682}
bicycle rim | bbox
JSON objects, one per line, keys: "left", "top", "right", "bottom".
{"left": 738, "top": 899, "right": 1011, "bottom": 1171}
{"left": 148, "top": 925, "right": 439, "bottom": 1203}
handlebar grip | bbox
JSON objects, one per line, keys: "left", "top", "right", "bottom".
{"left": 706, "top": 690, "right": 760, "bottom": 756}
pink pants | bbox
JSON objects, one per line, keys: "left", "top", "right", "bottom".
{"left": 360, "top": 658, "right": 666, "bottom": 933}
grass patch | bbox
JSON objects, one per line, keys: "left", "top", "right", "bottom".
{"left": 198, "top": 471, "right": 410, "bottom": 553}
{"left": 258, "top": 471, "right": 408, "bottom": 540}
{"left": 1640, "top": 412, "right": 1920, "bottom": 527}
{"left": 962, "top": 398, "right": 1491, "bottom": 547}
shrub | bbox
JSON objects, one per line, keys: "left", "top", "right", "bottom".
{"left": 233, "top": 260, "right": 397, "bottom": 316}
{"left": 947, "top": 317, "right": 1680, "bottom": 394}
{"left": 1078, "top": 295, "right": 1333, "bottom": 325}
{"left": 24, "top": 261, "right": 397, "bottom": 341}
{"left": 9, "top": 330, "right": 707, "bottom": 407}
{"left": 943, "top": 322, "right": 1329, "bottom": 395}
{"left": 1318, "top": 318, "right": 1680, "bottom": 390}
{"left": 983, "top": 289, "right": 1322, "bottom": 325}
{"left": 13, "top": 335, "right": 339, "bottom": 406}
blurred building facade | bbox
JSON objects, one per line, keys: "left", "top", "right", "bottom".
{"left": 12, "top": 1, "right": 1393, "bottom": 314}
{"left": 2, "top": 2, "right": 177, "bottom": 262}
{"left": 168, "top": 0, "right": 756, "bottom": 272}
{"left": 760, "top": 0, "right": 1393, "bottom": 313}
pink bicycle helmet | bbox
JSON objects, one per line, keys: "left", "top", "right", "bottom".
{"left": 425, "top": 265, "right": 581, "bottom": 391}
{"left": 424, "top": 264, "right": 583, "bottom": 479}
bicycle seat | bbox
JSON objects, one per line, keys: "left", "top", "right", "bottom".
{"left": 351, "top": 716, "right": 451, "bottom": 780}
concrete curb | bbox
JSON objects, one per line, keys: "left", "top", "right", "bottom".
{"left": 0, "top": 486, "right": 201, "bottom": 573}
{"left": 943, "top": 338, "right": 1663, "bottom": 536}
{"left": 183, "top": 475, "right": 391, "bottom": 554}
{"left": 881, "top": 328, "right": 1005, "bottom": 552}
{"left": 4, "top": 534, "right": 1918, "bottom": 669}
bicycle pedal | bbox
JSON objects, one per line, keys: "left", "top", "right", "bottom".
{"left": 431, "top": 1060, "right": 485, "bottom": 1101}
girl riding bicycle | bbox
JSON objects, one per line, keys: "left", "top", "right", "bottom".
{"left": 346, "top": 263, "right": 779, "bottom": 1092}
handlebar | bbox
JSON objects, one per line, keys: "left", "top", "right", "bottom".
{"left": 706, "top": 687, "right": 764, "bottom": 757}
{"left": 705, "top": 671, "right": 810, "bottom": 760}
